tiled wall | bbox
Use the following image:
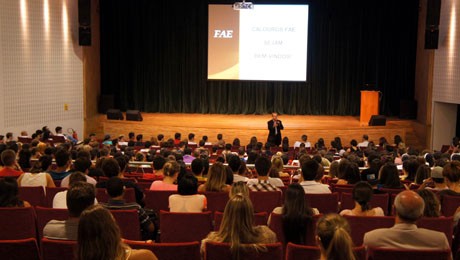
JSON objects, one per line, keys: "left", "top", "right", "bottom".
{"left": 0, "top": 0, "right": 83, "bottom": 137}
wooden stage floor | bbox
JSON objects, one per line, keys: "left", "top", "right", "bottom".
{"left": 100, "top": 113, "right": 419, "bottom": 149}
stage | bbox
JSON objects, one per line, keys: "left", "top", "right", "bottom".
{"left": 97, "top": 113, "right": 422, "bottom": 149}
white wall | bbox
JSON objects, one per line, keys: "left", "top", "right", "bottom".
{"left": 431, "top": 0, "right": 460, "bottom": 148}
{"left": 0, "top": 0, "right": 83, "bottom": 138}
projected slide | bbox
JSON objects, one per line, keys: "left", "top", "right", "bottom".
{"left": 208, "top": 4, "right": 309, "bottom": 81}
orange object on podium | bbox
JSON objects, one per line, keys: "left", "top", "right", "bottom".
{"left": 360, "top": 91, "right": 379, "bottom": 126}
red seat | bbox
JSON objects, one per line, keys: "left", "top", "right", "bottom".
{"left": 341, "top": 192, "right": 390, "bottom": 216}
{"left": 18, "top": 186, "right": 45, "bottom": 207}
{"left": 416, "top": 217, "right": 453, "bottom": 246}
{"left": 110, "top": 209, "right": 141, "bottom": 240}
{"left": 285, "top": 243, "right": 366, "bottom": 260}
{"left": 51, "top": 135, "right": 66, "bottom": 144}
{"left": 136, "top": 181, "right": 153, "bottom": 191}
{"left": 35, "top": 206, "right": 69, "bottom": 239}
{"left": 96, "top": 188, "right": 136, "bottom": 203}
{"left": 249, "top": 191, "right": 282, "bottom": 213}
{"left": 0, "top": 207, "right": 37, "bottom": 239}
{"left": 144, "top": 190, "right": 177, "bottom": 213}
{"left": 367, "top": 247, "right": 451, "bottom": 260}
{"left": 202, "top": 192, "right": 229, "bottom": 213}
{"left": 45, "top": 187, "right": 67, "bottom": 207}
{"left": 159, "top": 210, "right": 212, "bottom": 242}
{"left": 305, "top": 193, "right": 339, "bottom": 214}
{"left": 268, "top": 213, "right": 321, "bottom": 246}
{"left": 214, "top": 211, "right": 268, "bottom": 231}
{"left": 125, "top": 240, "right": 200, "bottom": 260}
{"left": 330, "top": 183, "right": 354, "bottom": 194}
{"left": 441, "top": 195, "right": 460, "bottom": 217}
{"left": 41, "top": 237, "right": 77, "bottom": 260}
{"left": 343, "top": 215, "right": 395, "bottom": 245}
{"left": 0, "top": 238, "right": 40, "bottom": 260}
{"left": 204, "top": 241, "right": 283, "bottom": 260}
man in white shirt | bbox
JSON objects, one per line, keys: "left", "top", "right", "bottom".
{"left": 228, "top": 154, "right": 248, "bottom": 183}
{"left": 364, "top": 190, "right": 450, "bottom": 251}
{"left": 357, "top": 134, "right": 369, "bottom": 147}
{"left": 299, "top": 159, "right": 331, "bottom": 194}
{"left": 60, "top": 157, "right": 97, "bottom": 187}
{"left": 293, "top": 134, "right": 311, "bottom": 148}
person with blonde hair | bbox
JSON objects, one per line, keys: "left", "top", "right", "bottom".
{"left": 316, "top": 214, "right": 356, "bottom": 260}
{"left": 201, "top": 194, "right": 277, "bottom": 259}
{"left": 229, "top": 181, "right": 249, "bottom": 198}
{"left": 77, "top": 205, "right": 157, "bottom": 260}
{"left": 149, "top": 161, "right": 179, "bottom": 191}
{"left": 198, "top": 162, "right": 230, "bottom": 192}
{"left": 270, "top": 155, "right": 290, "bottom": 178}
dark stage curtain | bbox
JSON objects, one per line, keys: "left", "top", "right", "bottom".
{"left": 100, "top": 0, "right": 419, "bottom": 116}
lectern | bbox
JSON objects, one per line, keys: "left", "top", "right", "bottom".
{"left": 360, "top": 91, "right": 379, "bottom": 126}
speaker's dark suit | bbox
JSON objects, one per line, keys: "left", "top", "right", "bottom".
{"left": 267, "top": 120, "right": 284, "bottom": 146}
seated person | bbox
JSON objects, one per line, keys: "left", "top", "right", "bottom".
{"left": 0, "top": 149, "right": 23, "bottom": 177}
{"left": 201, "top": 194, "right": 276, "bottom": 255}
{"left": 17, "top": 155, "right": 55, "bottom": 188}
{"left": 53, "top": 172, "right": 97, "bottom": 209}
{"left": 44, "top": 181, "right": 95, "bottom": 240}
{"left": 100, "top": 177, "right": 156, "bottom": 241}
{"left": 198, "top": 162, "right": 231, "bottom": 193}
{"left": 60, "top": 157, "right": 97, "bottom": 187}
{"left": 247, "top": 157, "right": 281, "bottom": 192}
{"left": 149, "top": 161, "right": 179, "bottom": 191}
{"left": 0, "top": 177, "right": 31, "bottom": 207}
{"left": 48, "top": 149, "right": 72, "bottom": 180}
{"left": 191, "top": 158, "right": 207, "bottom": 183}
{"left": 299, "top": 159, "right": 331, "bottom": 194}
{"left": 228, "top": 155, "right": 248, "bottom": 183}
{"left": 364, "top": 190, "right": 450, "bottom": 250}
{"left": 77, "top": 205, "right": 157, "bottom": 260}
{"left": 269, "top": 183, "right": 319, "bottom": 244}
{"left": 169, "top": 173, "right": 207, "bottom": 213}
{"left": 340, "top": 181, "right": 384, "bottom": 216}
{"left": 97, "top": 157, "right": 145, "bottom": 206}
{"left": 317, "top": 214, "right": 355, "bottom": 260}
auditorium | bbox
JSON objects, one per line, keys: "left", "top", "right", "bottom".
{"left": 0, "top": 0, "right": 459, "bottom": 259}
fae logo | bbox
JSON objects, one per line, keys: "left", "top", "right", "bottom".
{"left": 213, "top": 30, "right": 233, "bottom": 38}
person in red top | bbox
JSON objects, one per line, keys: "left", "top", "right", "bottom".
{"left": 0, "top": 149, "right": 23, "bottom": 177}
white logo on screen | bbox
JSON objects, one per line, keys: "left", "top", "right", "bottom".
{"left": 213, "top": 30, "right": 233, "bottom": 38}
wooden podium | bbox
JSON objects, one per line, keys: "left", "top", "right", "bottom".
{"left": 360, "top": 91, "right": 379, "bottom": 126}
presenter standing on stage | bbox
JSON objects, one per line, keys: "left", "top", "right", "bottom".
{"left": 267, "top": 112, "right": 284, "bottom": 146}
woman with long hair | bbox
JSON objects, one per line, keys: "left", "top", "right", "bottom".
{"left": 340, "top": 181, "right": 384, "bottom": 216}
{"left": 378, "top": 163, "right": 404, "bottom": 189}
{"left": 0, "top": 177, "right": 31, "bottom": 207}
{"left": 198, "top": 162, "right": 231, "bottom": 192}
{"left": 417, "top": 189, "right": 440, "bottom": 217}
{"left": 269, "top": 183, "right": 318, "bottom": 244}
{"left": 17, "top": 154, "right": 55, "bottom": 188}
{"left": 77, "top": 205, "right": 156, "bottom": 260}
{"left": 201, "top": 194, "right": 276, "bottom": 259}
{"left": 316, "top": 214, "right": 356, "bottom": 260}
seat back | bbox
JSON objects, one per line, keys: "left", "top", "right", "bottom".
{"left": 441, "top": 195, "right": 460, "bottom": 217}
{"left": 344, "top": 215, "right": 395, "bottom": 245}
{"left": 305, "top": 193, "right": 339, "bottom": 214}
{"left": 96, "top": 188, "right": 136, "bottom": 203}
{"left": 202, "top": 192, "right": 229, "bottom": 213}
{"left": 18, "top": 186, "right": 45, "bottom": 207}
{"left": 159, "top": 210, "right": 212, "bottom": 242}
{"left": 204, "top": 242, "right": 283, "bottom": 260}
{"left": 0, "top": 238, "right": 40, "bottom": 260}
{"left": 41, "top": 238, "right": 77, "bottom": 260}
{"left": 268, "top": 213, "right": 322, "bottom": 246}
{"left": 214, "top": 211, "right": 268, "bottom": 231}
{"left": 144, "top": 190, "right": 177, "bottom": 213}
{"left": 417, "top": 217, "right": 453, "bottom": 246}
{"left": 367, "top": 247, "right": 451, "bottom": 260}
{"left": 341, "top": 192, "right": 389, "bottom": 215}
{"left": 249, "top": 191, "right": 282, "bottom": 213}
{"left": 110, "top": 209, "right": 141, "bottom": 240}
{"left": 126, "top": 240, "right": 200, "bottom": 260}
{"left": 35, "top": 206, "right": 69, "bottom": 239}
{"left": 285, "top": 243, "right": 366, "bottom": 260}
{"left": 45, "top": 187, "right": 67, "bottom": 207}
{"left": 0, "top": 207, "right": 37, "bottom": 239}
